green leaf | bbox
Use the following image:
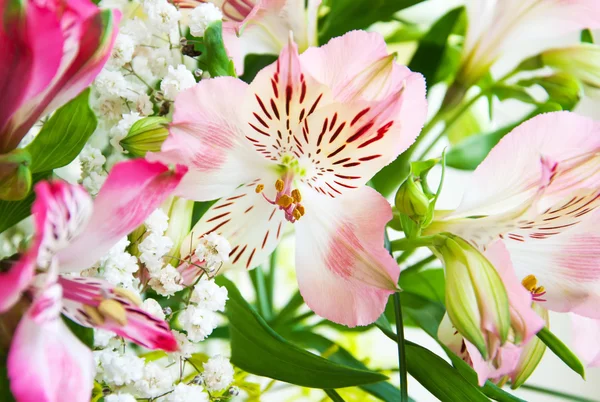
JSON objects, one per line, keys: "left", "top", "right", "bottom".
{"left": 62, "top": 316, "right": 94, "bottom": 348}
{"left": 319, "top": 0, "right": 426, "bottom": 42}
{"left": 408, "top": 7, "right": 464, "bottom": 88}
{"left": 446, "top": 107, "right": 482, "bottom": 145}
{"left": 215, "top": 276, "right": 388, "bottom": 388}
{"left": 371, "top": 150, "right": 411, "bottom": 198}
{"left": 581, "top": 28, "right": 594, "bottom": 44}
{"left": 324, "top": 389, "right": 345, "bottom": 402}
{"left": 198, "top": 21, "right": 236, "bottom": 78}
{"left": 240, "top": 54, "right": 277, "bottom": 84}
{"left": 0, "top": 352, "right": 16, "bottom": 402}
{"left": 288, "top": 331, "right": 404, "bottom": 402}
{"left": 445, "top": 103, "right": 563, "bottom": 170}
{"left": 0, "top": 171, "right": 51, "bottom": 233}
{"left": 517, "top": 73, "right": 582, "bottom": 111}
{"left": 536, "top": 327, "right": 586, "bottom": 379}
{"left": 492, "top": 85, "right": 537, "bottom": 104}
{"left": 404, "top": 341, "right": 489, "bottom": 402}
{"left": 25, "top": 89, "right": 97, "bottom": 173}
{"left": 385, "top": 24, "right": 425, "bottom": 43}
{"left": 400, "top": 269, "right": 445, "bottom": 302}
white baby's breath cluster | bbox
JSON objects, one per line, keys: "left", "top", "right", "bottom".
{"left": 79, "top": 145, "right": 107, "bottom": 195}
{"left": 178, "top": 277, "right": 228, "bottom": 342}
{"left": 194, "top": 232, "right": 232, "bottom": 272}
{"left": 90, "top": 236, "right": 141, "bottom": 291}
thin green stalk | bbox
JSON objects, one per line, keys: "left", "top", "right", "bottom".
{"left": 390, "top": 235, "right": 438, "bottom": 251}
{"left": 393, "top": 293, "right": 408, "bottom": 402}
{"left": 517, "top": 384, "right": 598, "bottom": 402}
{"left": 249, "top": 266, "right": 272, "bottom": 320}
{"left": 401, "top": 254, "right": 437, "bottom": 275}
{"left": 396, "top": 248, "right": 416, "bottom": 264}
{"left": 324, "top": 389, "right": 345, "bottom": 401}
{"left": 266, "top": 249, "right": 277, "bottom": 313}
{"left": 270, "top": 291, "right": 304, "bottom": 328}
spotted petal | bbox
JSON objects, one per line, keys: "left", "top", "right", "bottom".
{"left": 148, "top": 77, "right": 272, "bottom": 201}
{"left": 294, "top": 186, "right": 399, "bottom": 327}
{"left": 58, "top": 159, "right": 187, "bottom": 272}
{"left": 8, "top": 284, "right": 94, "bottom": 402}
{"left": 59, "top": 276, "right": 178, "bottom": 351}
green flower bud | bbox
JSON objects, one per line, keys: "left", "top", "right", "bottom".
{"left": 120, "top": 116, "right": 169, "bottom": 157}
{"left": 542, "top": 44, "right": 600, "bottom": 93}
{"left": 395, "top": 177, "right": 430, "bottom": 222}
{"left": 163, "top": 196, "right": 194, "bottom": 264}
{"left": 434, "top": 234, "right": 511, "bottom": 360}
{"left": 0, "top": 149, "right": 32, "bottom": 201}
{"left": 510, "top": 303, "right": 549, "bottom": 389}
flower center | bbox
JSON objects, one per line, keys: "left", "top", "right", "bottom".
{"left": 521, "top": 274, "right": 546, "bottom": 302}
{"left": 256, "top": 176, "right": 305, "bottom": 223}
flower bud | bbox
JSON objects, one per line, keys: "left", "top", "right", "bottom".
{"left": 120, "top": 116, "right": 169, "bottom": 157}
{"left": 162, "top": 196, "right": 194, "bottom": 264}
{"left": 510, "top": 303, "right": 549, "bottom": 389}
{"left": 541, "top": 44, "right": 600, "bottom": 95}
{"left": 395, "top": 177, "right": 430, "bottom": 222}
{"left": 0, "top": 149, "right": 32, "bottom": 201}
{"left": 433, "top": 235, "right": 511, "bottom": 359}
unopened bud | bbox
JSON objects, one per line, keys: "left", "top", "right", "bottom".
{"left": 0, "top": 149, "right": 32, "bottom": 201}
{"left": 510, "top": 304, "right": 549, "bottom": 389}
{"left": 163, "top": 306, "right": 173, "bottom": 316}
{"left": 395, "top": 177, "right": 429, "bottom": 222}
{"left": 541, "top": 44, "right": 600, "bottom": 95}
{"left": 228, "top": 386, "right": 240, "bottom": 396}
{"left": 120, "top": 116, "right": 169, "bottom": 157}
{"left": 192, "top": 375, "right": 203, "bottom": 385}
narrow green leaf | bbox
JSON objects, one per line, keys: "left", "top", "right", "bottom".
{"left": 319, "top": 0, "right": 426, "bottom": 42}
{"left": 324, "top": 389, "right": 345, "bottom": 402}
{"left": 536, "top": 327, "right": 586, "bottom": 379}
{"left": 248, "top": 266, "right": 272, "bottom": 320}
{"left": 240, "top": 54, "right": 277, "bottom": 83}
{"left": 518, "top": 383, "right": 597, "bottom": 402}
{"left": 0, "top": 171, "right": 51, "bottom": 233}
{"left": 63, "top": 316, "right": 94, "bottom": 348}
{"left": 581, "top": 29, "right": 594, "bottom": 44}
{"left": 199, "top": 21, "right": 236, "bottom": 78}
{"left": 371, "top": 151, "right": 411, "bottom": 198}
{"left": 25, "top": 89, "right": 97, "bottom": 173}
{"left": 518, "top": 73, "right": 582, "bottom": 111}
{"left": 215, "top": 276, "right": 388, "bottom": 388}
{"left": 492, "top": 85, "right": 537, "bottom": 104}
{"left": 408, "top": 7, "right": 464, "bottom": 87}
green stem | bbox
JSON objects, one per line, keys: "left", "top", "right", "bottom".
{"left": 266, "top": 249, "right": 277, "bottom": 313}
{"left": 249, "top": 266, "right": 272, "bottom": 320}
{"left": 324, "top": 389, "right": 345, "bottom": 402}
{"left": 517, "top": 384, "right": 598, "bottom": 402}
{"left": 390, "top": 235, "right": 438, "bottom": 251}
{"left": 270, "top": 291, "right": 304, "bottom": 328}
{"left": 401, "top": 254, "right": 437, "bottom": 275}
{"left": 393, "top": 293, "right": 408, "bottom": 402}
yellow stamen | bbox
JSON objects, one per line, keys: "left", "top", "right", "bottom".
{"left": 291, "top": 189, "right": 302, "bottom": 203}
{"left": 296, "top": 204, "right": 305, "bottom": 216}
{"left": 521, "top": 274, "right": 538, "bottom": 293}
{"left": 534, "top": 285, "right": 545, "bottom": 294}
{"left": 98, "top": 299, "right": 128, "bottom": 326}
{"left": 255, "top": 184, "right": 264, "bottom": 193}
{"left": 113, "top": 288, "right": 142, "bottom": 306}
{"left": 275, "top": 179, "right": 284, "bottom": 192}
{"left": 276, "top": 194, "right": 293, "bottom": 208}
{"left": 292, "top": 208, "right": 302, "bottom": 221}
{"left": 83, "top": 305, "right": 105, "bottom": 326}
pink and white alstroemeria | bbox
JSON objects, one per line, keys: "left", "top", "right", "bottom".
{"left": 148, "top": 31, "right": 427, "bottom": 326}
{"left": 455, "top": 0, "right": 600, "bottom": 91}
{"left": 0, "top": 159, "right": 186, "bottom": 402}
{"left": 0, "top": 0, "right": 119, "bottom": 153}
{"left": 177, "top": 0, "right": 319, "bottom": 74}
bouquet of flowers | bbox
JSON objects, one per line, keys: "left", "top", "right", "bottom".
{"left": 1, "top": 0, "right": 599, "bottom": 400}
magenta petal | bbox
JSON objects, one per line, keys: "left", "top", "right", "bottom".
{"left": 59, "top": 276, "right": 178, "bottom": 351}
{"left": 7, "top": 284, "right": 94, "bottom": 402}
{"left": 57, "top": 159, "right": 187, "bottom": 272}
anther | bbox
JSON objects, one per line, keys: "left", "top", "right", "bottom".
{"left": 113, "top": 288, "right": 142, "bottom": 306}
{"left": 292, "top": 208, "right": 302, "bottom": 221}
{"left": 534, "top": 285, "right": 546, "bottom": 294}
{"left": 291, "top": 189, "right": 302, "bottom": 203}
{"left": 98, "top": 299, "right": 127, "bottom": 326}
{"left": 83, "top": 305, "right": 105, "bottom": 326}
{"left": 255, "top": 184, "right": 264, "bottom": 193}
{"left": 296, "top": 204, "right": 305, "bottom": 216}
{"left": 276, "top": 194, "right": 293, "bottom": 208}
{"left": 275, "top": 179, "right": 284, "bottom": 192}
{"left": 521, "top": 274, "right": 538, "bottom": 292}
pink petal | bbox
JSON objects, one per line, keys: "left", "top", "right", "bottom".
{"left": 570, "top": 313, "right": 600, "bottom": 367}
{"left": 465, "top": 340, "right": 521, "bottom": 386}
{"left": 294, "top": 186, "right": 399, "bottom": 327}
{"left": 59, "top": 276, "right": 178, "bottom": 351}
{"left": 8, "top": 284, "right": 94, "bottom": 402}
{"left": 504, "top": 209, "right": 600, "bottom": 317}
{"left": 57, "top": 159, "right": 187, "bottom": 272}
{"left": 179, "top": 176, "right": 287, "bottom": 279}
{"left": 0, "top": 0, "right": 63, "bottom": 152}
{"left": 147, "top": 77, "right": 272, "bottom": 201}
{"left": 484, "top": 241, "right": 544, "bottom": 344}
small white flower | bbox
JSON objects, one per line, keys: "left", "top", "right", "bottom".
{"left": 135, "top": 92, "right": 154, "bottom": 115}
{"left": 80, "top": 145, "right": 106, "bottom": 173}
{"left": 146, "top": 0, "right": 181, "bottom": 34}
{"left": 110, "top": 112, "right": 143, "bottom": 152}
{"left": 95, "top": 69, "right": 128, "bottom": 97}
{"left": 142, "top": 297, "right": 166, "bottom": 320}
{"left": 95, "top": 349, "right": 145, "bottom": 387}
{"left": 148, "top": 264, "right": 184, "bottom": 296}
{"left": 105, "top": 393, "right": 137, "bottom": 402}
{"left": 139, "top": 232, "right": 174, "bottom": 273}
{"left": 169, "top": 330, "right": 196, "bottom": 361}
{"left": 190, "top": 278, "right": 228, "bottom": 312}
{"left": 94, "top": 328, "right": 117, "bottom": 349}
{"left": 108, "top": 34, "right": 135, "bottom": 69}
{"left": 194, "top": 233, "right": 231, "bottom": 271}
{"left": 160, "top": 65, "right": 196, "bottom": 100}
{"left": 202, "top": 355, "right": 234, "bottom": 392}
{"left": 82, "top": 171, "right": 107, "bottom": 196}
{"left": 134, "top": 361, "right": 176, "bottom": 398}
{"left": 145, "top": 209, "right": 169, "bottom": 235}
{"left": 163, "top": 383, "right": 209, "bottom": 402}
{"left": 121, "top": 18, "right": 151, "bottom": 45}
{"left": 92, "top": 94, "right": 126, "bottom": 122}
{"left": 189, "top": 3, "right": 222, "bottom": 38}
{"left": 178, "top": 305, "right": 219, "bottom": 342}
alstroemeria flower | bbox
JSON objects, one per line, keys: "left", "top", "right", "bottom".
{"left": 0, "top": 0, "right": 119, "bottom": 153}
{"left": 148, "top": 31, "right": 427, "bottom": 326}
{"left": 177, "top": 0, "right": 320, "bottom": 74}
{"left": 0, "top": 159, "right": 186, "bottom": 402}
{"left": 428, "top": 112, "right": 600, "bottom": 319}
{"left": 452, "top": 0, "right": 600, "bottom": 98}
